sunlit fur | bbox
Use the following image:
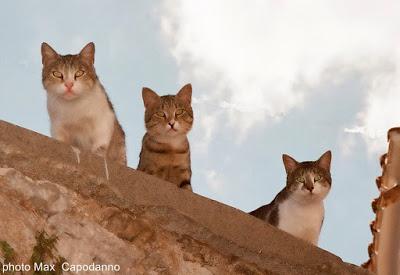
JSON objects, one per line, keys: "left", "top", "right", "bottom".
{"left": 42, "top": 44, "right": 97, "bottom": 101}
{"left": 138, "top": 84, "right": 193, "bottom": 190}
{"left": 144, "top": 94, "right": 193, "bottom": 140}
{"left": 41, "top": 42, "right": 126, "bottom": 165}
{"left": 250, "top": 151, "right": 332, "bottom": 245}
{"left": 285, "top": 161, "right": 331, "bottom": 203}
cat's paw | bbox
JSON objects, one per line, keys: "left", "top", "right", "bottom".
{"left": 93, "top": 145, "right": 108, "bottom": 157}
{"left": 71, "top": 146, "right": 81, "bottom": 164}
{"left": 179, "top": 180, "right": 192, "bottom": 191}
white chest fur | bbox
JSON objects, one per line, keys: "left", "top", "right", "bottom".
{"left": 47, "top": 85, "right": 115, "bottom": 152}
{"left": 277, "top": 198, "right": 324, "bottom": 245}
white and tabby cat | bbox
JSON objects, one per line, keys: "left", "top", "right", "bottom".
{"left": 250, "top": 151, "right": 332, "bottom": 245}
{"left": 41, "top": 42, "right": 126, "bottom": 167}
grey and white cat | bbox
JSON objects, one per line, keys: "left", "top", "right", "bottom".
{"left": 41, "top": 42, "right": 126, "bottom": 169}
{"left": 250, "top": 151, "right": 332, "bottom": 245}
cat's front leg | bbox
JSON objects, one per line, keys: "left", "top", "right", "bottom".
{"left": 51, "top": 126, "right": 81, "bottom": 164}
{"left": 71, "top": 146, "right": 81, "bottom": 164}
{"left": 179, "top": 169, "right": 192, "bottom": 190}
{"left": 93, "top": 144, "right": 108, "bottom": 157}
{"left": 302, "top": 229, "right": 320, "bottom": 246}
{"left": 179, "top": 180, "right": 192, "bottom": 191}
{"left": 91, "top": 111, "right": 114, "bottom": 155}
{"left": 91, "top": 118, "right": 113, "bottom": 175}
{"left": 51, "top": 124, "right": 71, "bottom": 144}
{"left": 93, "top": 144, "right": 110, "bottom": 181}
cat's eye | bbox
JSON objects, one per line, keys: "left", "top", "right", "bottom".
{"left": 175, "top": 108, "right": 185, "bottom": 116}
{"left": 75, "top": 70, "right": 85, "bottom": 78}
{"left": 52, "top": 71, "right": 63, "bottom": 79}
{"left": 297, "top": 178, "right": 305, "bottom": 184}
{"left": 155, "top": 111, "right": 165, "bottom": 117}
{"left": 314, "top": 175, "right": 322, "bottom": 182}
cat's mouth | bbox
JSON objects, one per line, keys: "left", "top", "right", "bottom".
{"left": 167, "top": 124, "right": 178, "bottom": 132}
{"left": 63, "top": 90, "right": 77, "bottom": 99}
{"left": 301, "top": 188, "right": 316, "bottom": 195}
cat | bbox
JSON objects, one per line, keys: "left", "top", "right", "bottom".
{"left": 41, "top": 42, "right": 126, "bottom": 167}
{"left": 137, "top": 84, "right": 193, "bottom": 191}
{"left": 250, "top": 151, "right": 332, "bottom": 245}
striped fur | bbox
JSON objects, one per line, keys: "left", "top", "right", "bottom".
{"left": 41, "top": 42, "right": 126, "bottom": 165}
{"left": 138, "top": 84, "right": 193, "bottom": 190}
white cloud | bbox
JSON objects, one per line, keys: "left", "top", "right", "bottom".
{"left": 347, "top": 67, "right": 400, "bottom": 154}
{"left": 339, "top": 134, "right": 357, "bottom": 157}
{"left": 204, "top": 169, "right": 225, "bottom": 195}
{"left": 160, "top": 0, "right": 400, "bottom": 152}
{"left": 191, "top": 113, "right": 218, "bottom": 153}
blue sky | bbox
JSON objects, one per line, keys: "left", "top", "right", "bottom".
{"left": 1, "top": 0, "right": 400, "bottom": 265}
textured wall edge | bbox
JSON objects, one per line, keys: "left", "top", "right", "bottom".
{"left": 0, "top": 120, "right": 371, "bottom": 275}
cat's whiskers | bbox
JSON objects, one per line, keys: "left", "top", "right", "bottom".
{"left": 71, "top": 146, "right": 81, "bottom": 164}
{"left": 103, "top": 157, "right": 110, "bottom": 181}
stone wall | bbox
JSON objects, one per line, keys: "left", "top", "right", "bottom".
{"left": 0, "top": 120, "right": 371, "bottom": 274}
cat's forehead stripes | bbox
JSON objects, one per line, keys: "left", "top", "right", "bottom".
{"left": 288, "top": 160, "right": 332, "bottom": 186}
{"left": 59, "top": 54, "right": 77, "bottom": 64}
{"left": 160, "top": 95, "right": 178, "bottom": 109}
{"left": 297, "top": 165, "right": 322, "bottom": 175}
{"left": 53, "top": 55, "right": 86, "bottom": 69}
{"left": 156, "top": 95, "right": 193, "bottom": 118}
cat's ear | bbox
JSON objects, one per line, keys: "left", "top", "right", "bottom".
{"left": 317, "top": 150, "right": 332, "bottom": 171}
{"left": 176, "top": 83, "right": 192, "bottom": 105}
{"left": 282, "top": 154, "right": 298, "bottom": 174}
{"left": 142, "top": 87, "right": 160, "bottom": 109}
{"left": 41, "top": 42, "right": 59, "bottom": 66}
{"left": 79, "top": 42, "right": 95, "bottom": 64}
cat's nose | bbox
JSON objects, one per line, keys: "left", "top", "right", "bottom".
{"left": 306, "top": 185, "right": 314, "bottom": 192}
{"left": 304, "top": 184, "right": 314, "bottom": 192}
{"left": 168, "top": 121, "right": 175, "bottom": 127}
{"left": 64, "top": 82, "right": 74, "bottom": 89}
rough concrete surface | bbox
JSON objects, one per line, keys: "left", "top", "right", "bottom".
{"left": 0, "top": 120, "right": 371, "bottom": 275}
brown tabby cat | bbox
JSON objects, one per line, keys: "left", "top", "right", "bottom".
{"left": 250, "top": 151, "right": 332, "bottom": 245}
{"left": 138, "top": 84, "right": 193, "bottom": 191}
{"left": 41, "top": 42, "right": 126, "bottom": 166}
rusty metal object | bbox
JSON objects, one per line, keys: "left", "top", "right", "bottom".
{"left": 363, "top": 128, "right": 400, "bottom": 274}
